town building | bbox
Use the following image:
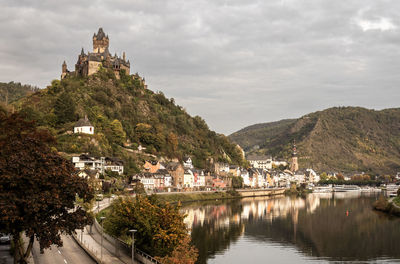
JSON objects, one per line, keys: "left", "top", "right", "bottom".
{"left": 294, "top": 170, "right": 306, "bottom": 184}
{"left": 163, "top": 162, "right": 184, "bottom": 189}
{"left": 241, "top": 169, "right": 251, "bottom": 187}
{"left": 212, "top": 178, "right": 227, "bottom": 189}
{"left": 72, "top": 154, "right": 124, "bottom": 175}
{"left": 74, "top": 116, "right": 94, "bottom": 135}
{"left": 103, "top": 157, "right": 124, "bottom": 175}
{"left": 247, "top": 155, "right": 273, "bottom": 170}
{"left": 214, "top": 162, "right": 230, "bottom": 175}
{"left": 143, "top": 160, "right": 160, "bottom": 173}
{"left": 133, "top": 173, "right": 155, "bottom": 191}
{"left": 183, "top": 156, "right": 194, "bottom": 169}
{"left": 272, "top": 159, "right": 288, "bottom": 168}
{"left": 193, "top": 169, "right": 206, "bottom": 189}
{"left": 183, "top": 169, "right": 194, "bottom": 188}
{"left": 229, "top": 165, "right": 241, "bottom": 177}
{"left": 305, "top": 168, "right": 319, "bottom": 183}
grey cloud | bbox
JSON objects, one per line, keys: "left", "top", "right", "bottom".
{"left": 1, "top": 0, "right": 400, "bottom": 134}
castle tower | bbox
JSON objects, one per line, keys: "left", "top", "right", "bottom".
{"left": 61, "top": 61, "right": 68, "bottom": 79}
{"left": 93, "top": 28, "right": 109, "bottom": 53}
{"left": 290, "top": 140, "right": 299, "bottom": 172}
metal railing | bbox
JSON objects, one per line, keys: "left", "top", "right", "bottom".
{"left": 94, "top": 218, "right": 159, "bottom": 264}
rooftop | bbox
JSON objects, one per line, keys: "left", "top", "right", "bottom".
{"left": 75, "top": 115, "right": 93, "bottom": 127}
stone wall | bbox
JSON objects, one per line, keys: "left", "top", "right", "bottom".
{"left": 88, "top": 61, "right": 102, "bottom": 76}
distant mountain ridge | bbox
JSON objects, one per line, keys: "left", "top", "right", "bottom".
{"left": 229, "top": 107, "right": 400, "bottom": 174}
{"left": 0, "top": 82, "right": 39, "bottom": 104}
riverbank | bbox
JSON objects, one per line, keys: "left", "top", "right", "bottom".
{"left": 155, "top": 188, "right": 287, "bottom": 204}
{"left": 373, "top": 196, "right": 400, "bottom": 216}
{"left": 156, "top": 190, "right": 241, "bottom": 204}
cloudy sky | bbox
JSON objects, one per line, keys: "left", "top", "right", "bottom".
{"left": 1, "top": 0, "right": 400, "bottom": 134}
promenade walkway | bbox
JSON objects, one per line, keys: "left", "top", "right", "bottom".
{"left": 75, "top": 198, "right": 137, "bottom": 264}
{"left": 75, "top": 227, "right": 126, "bottom": 264}
{"left": 74, "top": 197, "right": 133, "bottom": 264}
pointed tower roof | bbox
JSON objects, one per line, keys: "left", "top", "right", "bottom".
{"left": 95, "top": 27, "right": 107, "bottom": 40}
{"left": 81, "top": 47, "right": 85, "bottom": 56}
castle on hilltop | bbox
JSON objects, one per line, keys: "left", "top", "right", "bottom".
{"left": 61, "top": 28, "right": 131, "bottom": 80}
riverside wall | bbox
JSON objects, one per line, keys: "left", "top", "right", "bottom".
{"left": 236, "top": 188, "right": 286, "bottom": 197}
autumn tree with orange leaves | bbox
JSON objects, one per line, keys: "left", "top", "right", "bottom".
{"left": 0, "top": 112, "right": 94, "bottom": 264}
{"left": 103, "top": 195, "right": 198, "bottom": 262}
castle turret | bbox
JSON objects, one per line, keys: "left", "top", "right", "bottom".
{"left": 290, "top": 140, "right": 299, "bottom": 172}
{"left": 61, "top": 61, "right": 68, "bottom": 79}
{"left": 93, "top": 28, "right": 109, "bottom": 53}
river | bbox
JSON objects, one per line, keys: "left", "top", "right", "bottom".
{"left": 182, "top": 192, "right": 400, "bottom": 263}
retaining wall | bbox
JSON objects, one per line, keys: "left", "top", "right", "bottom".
{"left": 237, "top": 188, "right": 286, "bottom": 197}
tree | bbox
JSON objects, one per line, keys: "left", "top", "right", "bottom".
{"left": 54, "top": 92, "right": 76, "bottom": 124}
{"left": 320, "top": 172, "right": 328, "bottom": 181}
{"left": 336, "top": 173, "right": 344, "bottom": 181}
{"left": 155, "top": 236, "right": 198, "bottom": 264}
{"left": 167, "top": 132, "right": 178, "bottom": 153}
{"left": 103, "top": 195, "right": 196, "bottom": 259}
{"left": 0, "top": 112, "right": 94, "bottom": 263}
{"left": 110, "top": 119, "right": 126, "bottom": 144}
{"left": 231, "top": 176, "right": 243, "bottom": 189}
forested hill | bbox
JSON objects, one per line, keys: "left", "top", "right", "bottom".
{"left": 0, "top": 82, "right": 39, "bottom": 104}
{"left": 10, "top": 69, "right": 246, "bottom": 172}
{"left": 229, "top": 107, "right": 400, "bottom": 174}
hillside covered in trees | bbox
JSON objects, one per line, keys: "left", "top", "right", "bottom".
{"left": 0, "top": 82, "right": 39, "bottom": 105}
{"left": 230, "top": 107, "right": 400, "bottom": 174}
{"left": 9, "top": 68, "right": 246, "bottom": 172}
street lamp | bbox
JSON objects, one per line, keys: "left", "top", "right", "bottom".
{"left": 100, "top": 216, "right": 106, "bottom": 263}
{"left": 129, "top": 229, "right": 137, "bottom": 264}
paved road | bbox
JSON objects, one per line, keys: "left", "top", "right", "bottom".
{"left": 0, "top": 244, "right": 13, "bottom": 264}
{"left": 32, "top": 235, "right": 96, "bottom": 264}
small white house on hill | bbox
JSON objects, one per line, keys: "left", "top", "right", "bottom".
{"left": 74, "top": 116, "right": 94, "bottom": 135}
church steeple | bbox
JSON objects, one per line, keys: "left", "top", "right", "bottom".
{"left": 292, "top": 140, "right": 297, "bottom": 157}
{"left": 290, "top": 140, "right": 299, "bottom": 172}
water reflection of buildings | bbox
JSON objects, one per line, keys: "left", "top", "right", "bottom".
{"left": 183, "top": 203, "right": 243, "bottom": 233}
{"left": 183, "top": 192, "right": 372, "bottom": 241}
{"left": 186, "top": 193, "right": 400, "bottom": 263}
{"left": 239, "top": 194, "right": 330, "bottom": 223}
{"left": 183, "top": 193, "right": 338, "bottom": 232}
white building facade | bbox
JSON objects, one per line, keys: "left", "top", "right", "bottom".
{"left": 74, "top": 116, "right": 94, "bottom": 135}
{"left": 247, "top": 155, "right": 273, "bottom": 170}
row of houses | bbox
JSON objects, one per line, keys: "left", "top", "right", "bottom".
{"left": 240, "top": 168, "right": 320, "bottom": 188}
{"left": 134, "top": 159, "right": 229, "bottom": 191}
